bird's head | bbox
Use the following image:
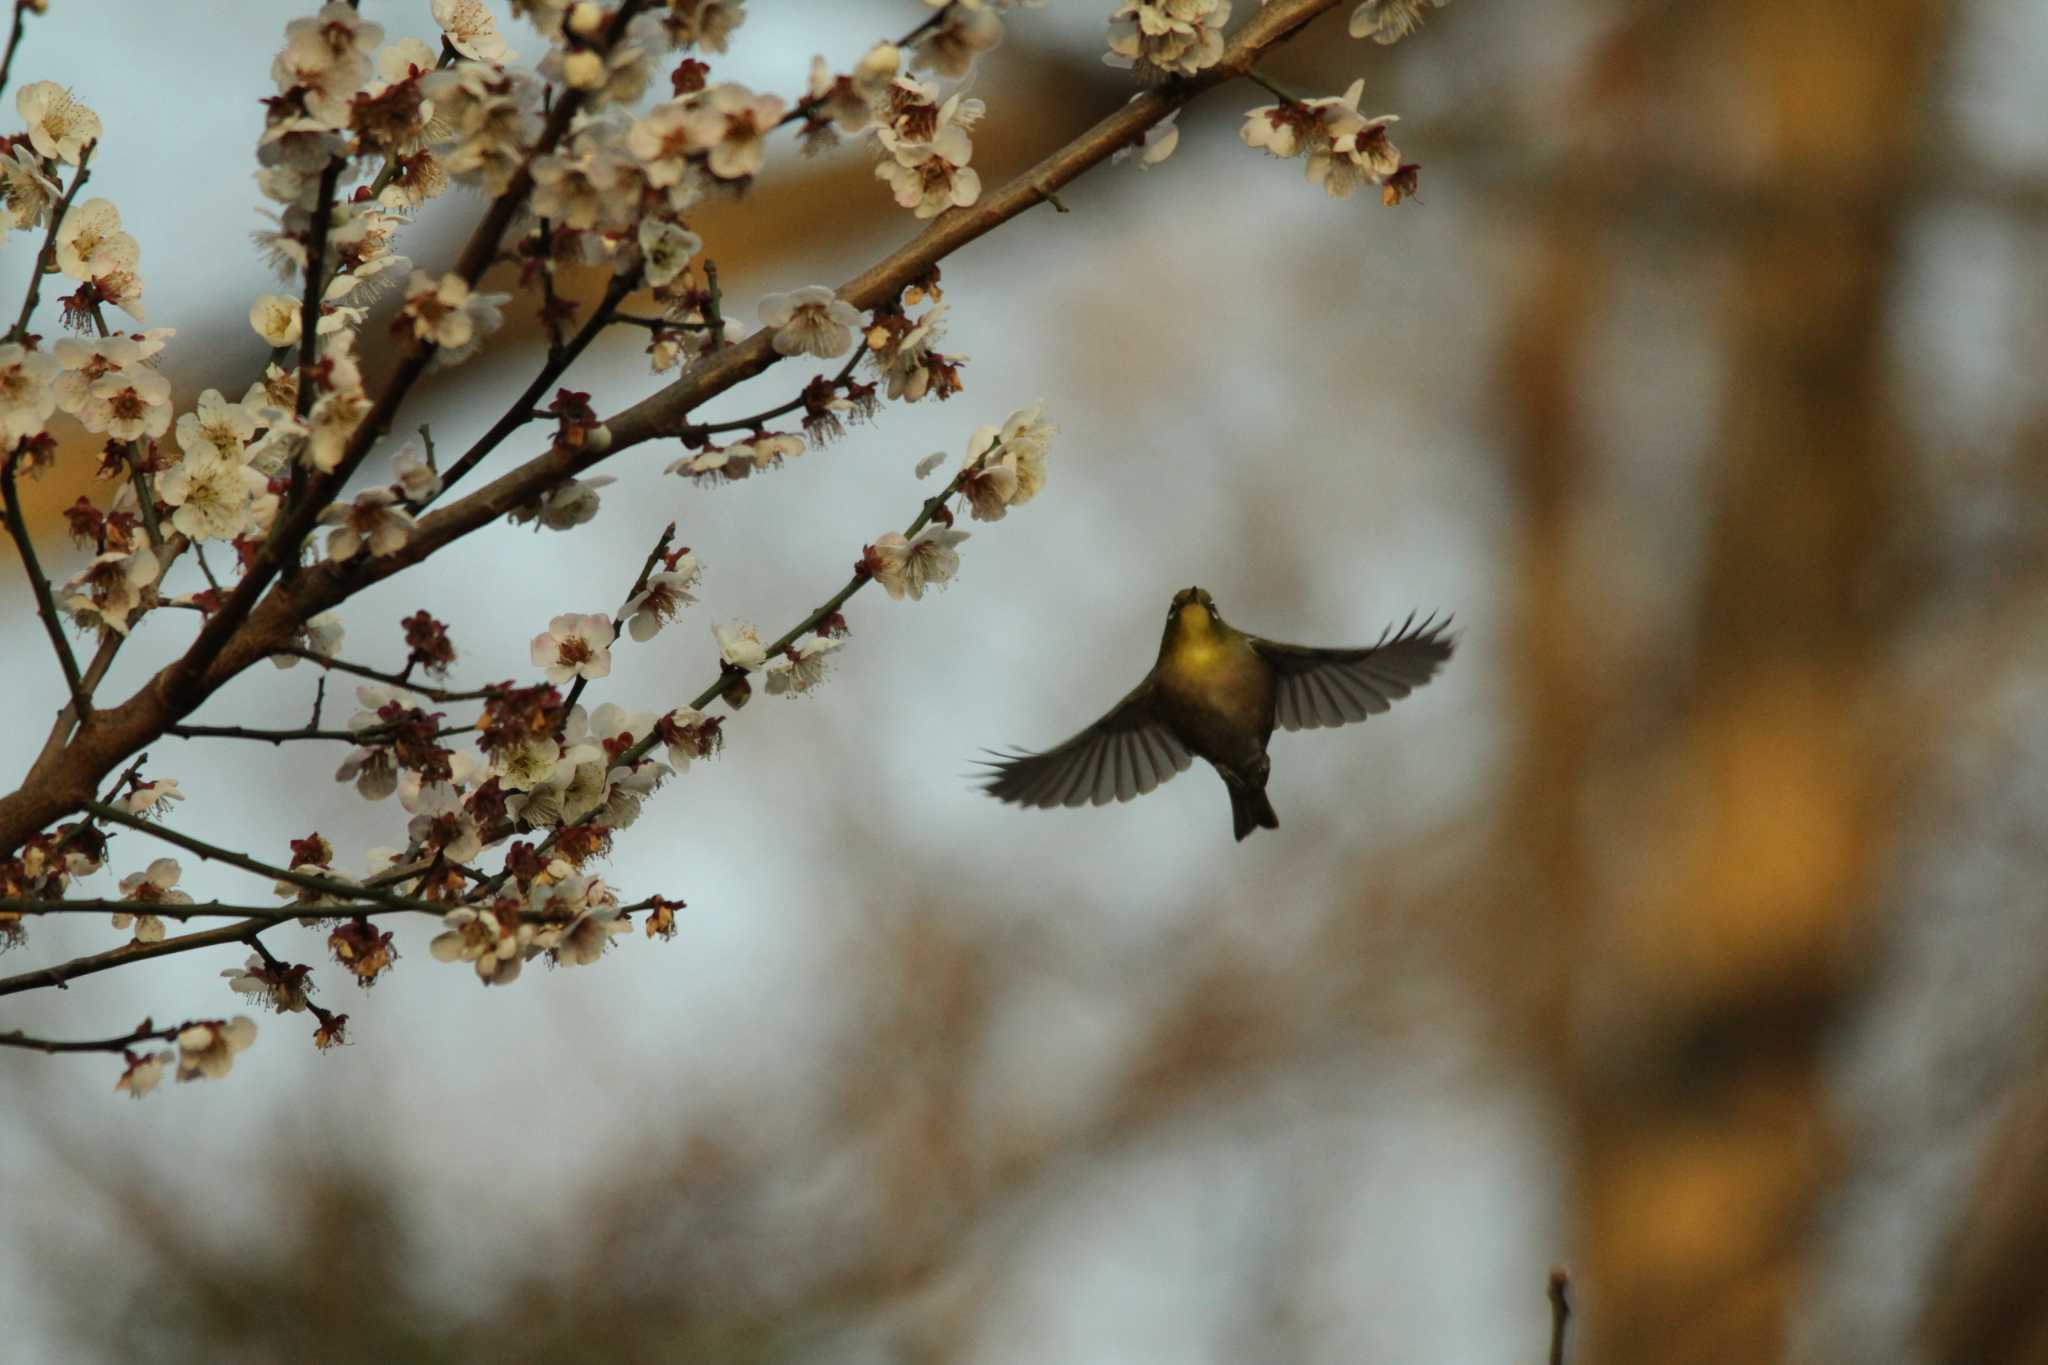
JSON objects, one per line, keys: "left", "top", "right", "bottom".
{"left": 1166, "top": 586, "right": 1221, "bottom": 640}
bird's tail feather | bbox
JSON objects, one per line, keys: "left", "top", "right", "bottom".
{"left": 1228, "top": 780, "right": 1280, "bottom": 842}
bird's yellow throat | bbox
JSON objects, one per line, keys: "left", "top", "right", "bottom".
{"left": 1166, "top": 604, "right": 1231, "bottom": 675}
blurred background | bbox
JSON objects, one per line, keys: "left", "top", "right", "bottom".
{"left": 4, "top": 0, "right": 2046, "bottom": 1360}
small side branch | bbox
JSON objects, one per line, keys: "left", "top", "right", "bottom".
{"left": 85, "top": 800, "right": 446, "bottom": 915}
{"left": 0, "top": 1021, "right": 181, "bottom": 1055}
{"left": 6, "top": 138, "right": 93, "bottom": 344}
{"left": 3, "top": 455, "right": 89, "bottom": 717}
{"left": 1548, "top": 1266, "right": 1571, "bottom": 1365}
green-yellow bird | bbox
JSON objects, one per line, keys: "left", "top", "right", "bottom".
{"left": 979, "top": 588, "right": 1454, "bottom": 841}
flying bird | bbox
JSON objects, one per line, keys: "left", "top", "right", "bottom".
{"left": 979, "top": 588, "right": 1453, "bottom": 841}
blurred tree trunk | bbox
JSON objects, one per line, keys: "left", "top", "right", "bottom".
{"left": 1499, "top": 1, "right": 1956, "bottom": 1359}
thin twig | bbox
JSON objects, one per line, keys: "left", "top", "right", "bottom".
{"left": 700, "top": 259, "right": 724, "bottom": 352}
{"left": 0, "top": 916, "right": 266, "bottom": 999}
{"left": 268, "top": 646, "right": 505, "bottom": 702}
{"left": 422, "top": 265, "right": 642, "bottom": 507}
{"left": 163, "top": 720, "right": 474, "bottom": 745}
{"left": 562, "top": 521, "right": 676, "bottom": 714}
{"left": 0, "top": 896, "right": 400, "bottom": 925}
{"left": 770, "top": 3, "right": 954, "bottom": 131}
{"left": 679, "top": 346, "right": 864, "bottom": 441}
{"left": 470, "top": 443, "right": 1000, "bottom": 899}
{"left": 0, "top": 1022, "right": 181, "bottom": 1055}
{"left": 7, "top": 138, "right": 93, "bottom": 344}
{"left": 3, "top": 455, "right": 89, "bottom": 717}
{"left": 84, "top": 800, "right": 447, "bottom": 915}
{"left": 1548, "top": 1266, "right": 1571, "bottom": 1365}
{"left": 1245, "top": 69, "right": 1304, "bottom": 103}
{"left": 277, "top": 154, "right": 349, "bottom": 578}
{"left": 159, "top": 0, "right": 656, "bottom": 716}
{"left": 0, "top": 0, "right": 35, "bottom": 102}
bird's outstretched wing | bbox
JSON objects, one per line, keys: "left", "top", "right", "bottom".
{"left": 978, "top": 681, "right": 1194, "bottom": 809}
{"left": 1252, "top": 613, "right": 1455, "bottom": 732}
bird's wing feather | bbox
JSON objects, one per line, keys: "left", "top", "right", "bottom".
{"left": 1253, "top": 613, "right": 1455, "bottom": 733}
{"left": 978, "top": 680, "right": 1194, "bottom": 809}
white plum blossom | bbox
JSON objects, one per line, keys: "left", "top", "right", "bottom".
{"left": 1241, "top": 80, "right": 1404, "bottom": 198}
{"left": 112, "top": 859, "right": 183, "bottom": 942}
{"left": 249, "top": 294, "right": 303, "bottom": 346}
{"left": 55, "top": 196, "right": 145, "bottom": 320}
{"left": 865, "top": 525, "right": 969, "bottom": 600}
{"left": 805, "top": 43, "right": 899, "bottom": 135}
{"left": 1113, "top": 109, "right": 1180, "bottom": 169}
{"left": 75, "top": 365, "right": 172, "bottom": 441}
{"left": 531, "top": 612, "right": 615, "bottom": 684}
{"left": 764, "top": 635, "right": 843, "bottom": 697}
{"left": 61, "top": 546, "right": 159, "bottom": 635}
{"left": 663, "top": 0, "right": 746, "bottom": 52}
{"left": 760, "top": 287, "right": 862, "bottom": 359}
{"left": 223, "top": 954, "right": 313, "bottom": 1013}
{"left": 160, "top": 451, "right": 267, "bottom": 541}
{"left": 423, "top": 61, "right": 544, "bottom": 195}
{"left": 715, "top": 621, "right": 768, "bottom": 671}
{"left": 637, "top": 218, "right": 703, "bottom": 289}
{"left": 274, "top": 610, "right": 344, "bottom": 669}
{"left": 405, "top": 781, "right": 485, "bottom": 862}
{"left": 489, "top": 733, "right": 563, "bottom": 792}
{"left": 16, "top": 81, "right": 101, "bottom": 163}
{"left": 509, "top": 475, "right": 613, "bottom": 531}
{"left": 123, "top": 778, "right": 184, "bottom": 818}
{"left": 0, "top": 343, "right": 59, "bottom": 443}
{"left": 689, "top": 83, "right": 784, "bottom": 180}
{"left": 1350, "top": 0, "right": 1448, "bottom": 43}
{"left": 914, "top": 5, "right": 1003, "bottom": 79}
{"left": 0, "top": 144, "right": 59, "bottom": 243}
{"left": 431, "top": 907, "right": 531, "bottom": 986}
{"left": 400, "top": 271, "right": 509, "bottom": 364}
{"left": 875, "top": 76, "right": 982, "bottom": 150}
{"left": 866, "top": 302, "right": 954, "bottom": 401}
{"left": 116, "top": 1051, "right": 171, "bottom": 1099}
{"left": 623, "top": 556, "right": 700, "bottom": 641}
{"left": 914, "top": 451, "right": 947, "bottom": 479}
{"left": 175, "top": 389, "right": 256, "bottom": 465}
{"left": 1106, "top": 0, "right": 1231, "bottom": 80}
{"left": 308, "top": 388, "right": 374, "bottom": 471}
{"left": 319, "top": 486, "right": 418, "bottom": 560}
{"left": 660, "top": 705, "right": 720, "bottom": 771}
{"left": 433, "top": 0, "right": 514, "bottom": 61}
{"left": 273, "top": 2, "right": 383, "bottom": 129}
{"left": 530, "top": 145, "right": 630, "bottom": 230}
{"left": 876, "top": 120, "right": 982, "bottom": 218}
{"left": 392, "top": 444, "right": 441, "bottom": 501}
{"left": 53, "top": 199, "right": 133, "bottom": 277}
{"left": 176, "top": 1016, "right": 257, "bottom": 1081}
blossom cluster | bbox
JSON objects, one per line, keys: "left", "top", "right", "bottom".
{"left": 1239, "top": 78, "right": 1416, "bottom": 202}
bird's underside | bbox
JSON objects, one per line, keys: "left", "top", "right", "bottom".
{"left": 978, "top": 613, "right": 1454, "bottom": 824}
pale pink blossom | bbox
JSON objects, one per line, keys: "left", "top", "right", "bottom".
{"left": 764, "top": 635, "right": 843, "bottom": 697}
{"left": 865, "top": 525, "right": 969, "bottom": 600}
{"left": 531, "top": 612, "right": 615, "bottom": 683}
{"left": 176, "top": 1016, "right": 257, "bottom": 1081}
{"left": 760, "top": 286, "right": 862, "bottom": 358}
{"left": 319, "top": 486, "right": 418, "bottom": 560}
{"left": 624, "top": 556, "right": 700, "bottom": 641}
{"left": 61, "top": 546, "right": 159, "bottom": 635}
